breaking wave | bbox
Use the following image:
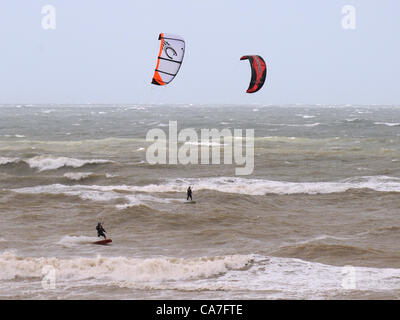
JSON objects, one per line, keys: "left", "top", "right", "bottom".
{"left": 0, "top": 251, "right": 252, "bottom": 282}
{"left": 374, "top": 122, "right": 400, "bottom": 127}
{"left": 0, "top": 155, "right": 112, "bottom": 171}
{"left": 25, "top": 156, "right": 111, "bottom": 172}
{"left": 10, "top": 176, "right": 400, "bottom": 200}
{"left": 2, "top": 251, "right": 400, "bottom": 298}
{"left": 63, "top": 172, "right": 94, "bottom": 181}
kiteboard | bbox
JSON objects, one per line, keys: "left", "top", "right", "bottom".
{"left": 93, "top": 239, "right": 112, "bottom": 245}
{"left": 184, "top": 201, "right": 196, "bottom": 204}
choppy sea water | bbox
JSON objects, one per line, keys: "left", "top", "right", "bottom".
{"left": 0, "top": 104, "right": 400, "bottom": 299}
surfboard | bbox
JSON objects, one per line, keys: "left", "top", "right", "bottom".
{"left": 184, "top": 201, "right": 196, "bottom": 204}
{"left": 93, "top": 239, "right": 112, "bottom": 245}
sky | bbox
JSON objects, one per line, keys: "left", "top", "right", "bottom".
{"left": 0, "top": 0, "right": 399, "bottom": 105}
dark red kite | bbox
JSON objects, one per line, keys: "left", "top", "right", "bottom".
{"left": 240, "top": 55, "right": 267, "bottom": 93}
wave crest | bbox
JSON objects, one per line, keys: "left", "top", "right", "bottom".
{"left": 25, "top": 156, "right": 111, "bottom": 172}
{"left": 63, "top": 172, "right": 94, "bottom": 181}
{"left": 0, "top": 251, "right": 253, "bottom": 282}
{"left": 10, "top": 176, "right": 400, "bottom": 200}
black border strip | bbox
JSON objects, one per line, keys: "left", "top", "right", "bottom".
{"left": 0, "top": 300, "right": 379, "bottom": 318}
{"left": 161, "top": 36, "right": 185, "bottom": 43}
{"left": 155, "top": 69, "right": 176, "bottom": 77}
{"left": 158, "top": 56, "right": 182, "bottom": 64}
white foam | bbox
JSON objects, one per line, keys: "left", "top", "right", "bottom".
{"left": 11, "top": 176, "right": 400, "bottom": 198}
{"left": 303, "top": 122, "right": 320, "bottom": 127}
{"left": 0, "top": 157, "right": 19, "bottom": 165}
{"left": 116, "top": 194, "right": 175, "bottom": 210}
{"left": 9, "top": 176, "right": 400, "bottom": 201}
{"left": 184, "top": 141, "right": 228, "bottom": 147}
{"left": 268, "top": 123, "right": 320, "bottom": 128}
{"left": 374, "top": 122, "right": 400, "bottom": 127}
{"left": 346, "top": 118, "right": 361, "bottom": 122}
{"left": 63, "top": 172, "right": 94, "bottom": 181}
{"left": 0, "top": 251, "right": 252, "bottom": 283}
{"left": 24, "top": 156, "right": 111, "bottom": 172}
{"left": 57, "top": 235, "right": 98, "bottom": 247}
{"left": 296, "top": 114, "right": 316, "bottom": 119}
{"left": 12, "top": 184, "right": 124, "bottom": 202}
{"left": 138, "top": 176, "right": 400, "bottom": 195}
{"left": 0, "top": 134, "right": 25, "bottom": 138}
{"left": 11, "top": 184, "right": 175, "bottom": 208}
{"left": 1, "top": 251, "right": 399, "bottom": 298}
{"left": 41, "top": 109, "right": 55, "bottom": 114}
{"left": 169, "top": 255, "right": 400, "bottom": 298}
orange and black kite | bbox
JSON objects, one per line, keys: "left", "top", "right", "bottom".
{"left": 152, "top": 33, "right": 185, "bottom": 86}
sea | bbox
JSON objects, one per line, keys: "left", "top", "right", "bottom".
{"left": 0, "top": 104, "right": 400, "bottom": 299}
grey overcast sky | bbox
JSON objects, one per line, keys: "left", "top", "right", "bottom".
{"left": 0, "top": 0, "right": 399, "bottom": 105}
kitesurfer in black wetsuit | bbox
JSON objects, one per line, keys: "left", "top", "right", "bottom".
{"left": 96, "top": 222, "right": 107, "bottom": 239}
{"left": 187, "top": 186, "right": 193, "bottom": 201}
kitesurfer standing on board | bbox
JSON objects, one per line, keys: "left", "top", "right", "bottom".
{"left": 96, "top": 222, "right": 107, "bottom": 239}
{"left": 187, "top": 186, "right": 193, "bottom": 201}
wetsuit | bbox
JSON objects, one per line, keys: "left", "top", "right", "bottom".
{"left": 96, "top": 224, "right": 107, "bottom": 239}
{"left": 187, "top": 188, "right": 192, "bottom": 201}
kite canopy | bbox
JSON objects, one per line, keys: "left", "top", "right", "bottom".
{"left": 240, "top": 55, "right": 267, "bottom": 93}
{"left": 152, "top": 33, "right": 185, "bottom": 86}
